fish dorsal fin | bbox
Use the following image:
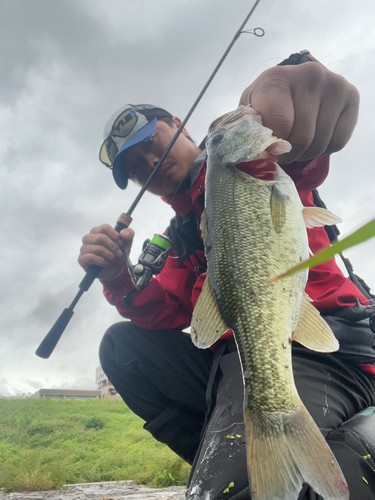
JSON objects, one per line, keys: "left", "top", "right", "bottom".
{"left": 270, "top": 186, "right": 287, "bottom": 234}
{"left": 191, "top": 277, "right": 230, "bottom": 349}
{"left": 302, "top": 207, "right": 342, "bottom": 229}
{"left": 292, "top": 293, "right": 339, "bottom": 352}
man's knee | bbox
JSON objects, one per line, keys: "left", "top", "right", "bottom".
{"left": 325, "top": 408, "right": 375, "bottom": 498}
{"left": 331, "top": 406, "right": 375, "bottom": 460}
{"left": 99, "top": 321, "right": 134, "bottom": 372}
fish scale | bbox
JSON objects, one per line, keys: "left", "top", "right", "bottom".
{"left": 206, "top": 165, "right": 304, "bottom": 416}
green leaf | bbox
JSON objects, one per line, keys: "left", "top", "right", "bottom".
{"left": 271, "top": 217, "right": 375, "bottom": 281}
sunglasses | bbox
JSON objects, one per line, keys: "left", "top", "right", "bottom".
{"left": 99, "top": 108, "right": 139, "bottom": 168}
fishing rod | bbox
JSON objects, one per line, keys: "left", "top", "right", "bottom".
{"left": 35, "top": 0, "right": 265, "bottom": 359}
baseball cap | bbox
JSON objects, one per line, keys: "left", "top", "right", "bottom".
{"left": 99, "top": 104, "right": 173, "bottom": 189}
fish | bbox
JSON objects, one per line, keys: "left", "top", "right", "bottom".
{"left": 190, "top": 106, "right": 349, "bottom": 500}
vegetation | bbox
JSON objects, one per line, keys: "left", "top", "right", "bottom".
{"left": 273, "top": 217, "right": 375, "bottom": 281}
{"left": 0, "top": 398, "right": 190, "bottom": 492}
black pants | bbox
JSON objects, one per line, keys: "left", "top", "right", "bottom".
{"left": 99, "top": 318, "right": 375, "bottom": 499}
{"left": 99, "top": 322, "right": 214, "bottom": 463}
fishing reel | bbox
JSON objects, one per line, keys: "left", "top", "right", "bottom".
{"left": 122, "top": 234, "right": 173, "bottom": 305}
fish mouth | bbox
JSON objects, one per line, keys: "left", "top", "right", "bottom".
{"left": 236, "top": 154, "right": 280, "bottom": 182}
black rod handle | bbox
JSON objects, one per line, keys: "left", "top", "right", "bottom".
{"left": 78, "top": 213, "right": 133, "bottom": 292}
{"left": 79, "top": 265, "right": 102, "bottom": 292}
{"left": 35, "top": 308, "right": 74, "bottom": 359}
{"left": 35, "top": 213, "right": 133, "bottom": 359}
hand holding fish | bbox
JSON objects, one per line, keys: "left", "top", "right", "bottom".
{"left": 239, "top": 62, "right": 359, "bottom": 165}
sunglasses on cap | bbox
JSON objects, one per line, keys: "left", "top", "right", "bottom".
{"left": 99, "top": 107, "right": 148, "bottom": 168}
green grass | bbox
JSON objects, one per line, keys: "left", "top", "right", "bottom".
{"left": 0, "top": 398, "right": 190, "bottom": 492}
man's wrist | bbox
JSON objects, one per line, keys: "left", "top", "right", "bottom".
{"left": 100, "top": 268, "right": 134, "bottom": 291}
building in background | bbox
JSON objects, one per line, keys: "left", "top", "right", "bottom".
{"left": 96, "top": 366, "right": 121, "bottom": 399}
{"left": 31, "top": 389, "right": 100, "bottom": 400}
{"left": 30, "top": 367, "right": 121, "bottom": 400}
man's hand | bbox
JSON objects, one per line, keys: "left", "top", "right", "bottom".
{"left": 78, "top": 225, "right": 135, "bottom": 282}
{"left": 240, "top": 63, "right": 359, "bottom": 164}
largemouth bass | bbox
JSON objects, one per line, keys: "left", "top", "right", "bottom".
{"left": 191, "top": 106, "right": 349, "bottom": 500}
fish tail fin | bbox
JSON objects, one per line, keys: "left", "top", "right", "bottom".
{"left": 243, "top": 402, "right": 349, "bottom": 500}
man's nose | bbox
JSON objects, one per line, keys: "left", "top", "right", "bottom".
{"left": 145, "top": 154, "right": 159, "bottom": 172}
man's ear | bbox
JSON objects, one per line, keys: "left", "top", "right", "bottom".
{"left": 172, "top": 116, "right": 189, "bottom": 137}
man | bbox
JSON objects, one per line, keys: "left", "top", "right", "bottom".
{"left": 79, "top": 56, "right": 375, "bottom": 499}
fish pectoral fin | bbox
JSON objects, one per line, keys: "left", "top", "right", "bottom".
{"left": 200, "top": 209, "right": 213, "bottom": 254}
{"left": 302, "top": 206, "right": 342, "bottom": 229}
{"left": 270, "top": 186, "right": 287, "bottom": 233}
{"left": 200, "top": 209, "right": 207, "bottom": 242}
{"left": 292, "top": 293, "right": 339, "bottom": 352}
{"left": 191, "top": 277, "right": 229, "bottom": 349}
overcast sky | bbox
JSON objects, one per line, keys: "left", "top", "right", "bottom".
{"left": 1, "top": 0, "right": 375, "bottom": 395}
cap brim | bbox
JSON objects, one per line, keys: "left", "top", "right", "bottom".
{"left": 112, "top": 118, "right": 157, "bottom": 189}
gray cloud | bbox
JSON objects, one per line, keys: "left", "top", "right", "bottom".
{"left": 1, "top": 0, "right": 374, "bottom": 394}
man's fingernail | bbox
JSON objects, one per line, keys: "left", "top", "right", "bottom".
{"left": 116, "top": 250, "right": 123, "bottom": 258}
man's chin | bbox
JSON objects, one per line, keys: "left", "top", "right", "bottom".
{"left": 175, "top": 177, "right": 191, "bottom": 195}
{"left": 155, "top": 175, "right": 190, "bottom": 198}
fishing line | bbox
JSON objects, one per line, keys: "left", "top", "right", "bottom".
{"left": 325, "top": 60, "right": 350, "bottom": 76}
{"left": 35, "top": 0, "right": 266, "bottom": 359}
{"left": 245, "top": 0, "right": 349, "bottom": 88}
{"left": 152, "top": 16, "right": 273, "bottom": 234}
{"left": 145, "top": 197, "right": 174, "bottom": 237}
{"left": 125, "top": 0, "right": 264, "bottom": 221}
{"left": 149, "top": 138, "right": 204, "bottom": 236}
{"left": 243, "top": 57, "right": 282, "bottom": 90}
{"left": 319, "top": 0, "right": 349, "bottom": 63}
{"left": 211, "top": 27, "right": 264, "bottom": 117}
{"left": 212, "top": 0, "right": 277, "bottom": 119}
{"left": 209, "top": 421, "right": 244, "bottom": 434}
{"left": 153, "top": 23, "right": 269, "bottom": 233}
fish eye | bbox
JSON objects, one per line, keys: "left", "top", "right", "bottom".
{"left": 211, "top": 132, "right": 225, "bottom": 145}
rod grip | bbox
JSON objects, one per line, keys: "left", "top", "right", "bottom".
{"left": 79, "top": 265, "right": 102, "bottom": 291}
{"left": 35, "top": 308, "right": 74, "bottom": 359}
{"left": 79, "top": 214, "right": 132, "bottom": 292}
{"left": 36, "top": 213, "right": 134, "bottom": 358}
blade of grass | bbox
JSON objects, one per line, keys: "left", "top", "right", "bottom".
{"left": 270, "top": 217, "right": 375, "bottom": 282}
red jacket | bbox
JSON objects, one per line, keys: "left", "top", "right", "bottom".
{"left": 102, "top": 153, "right": 369, "bottom": 333}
